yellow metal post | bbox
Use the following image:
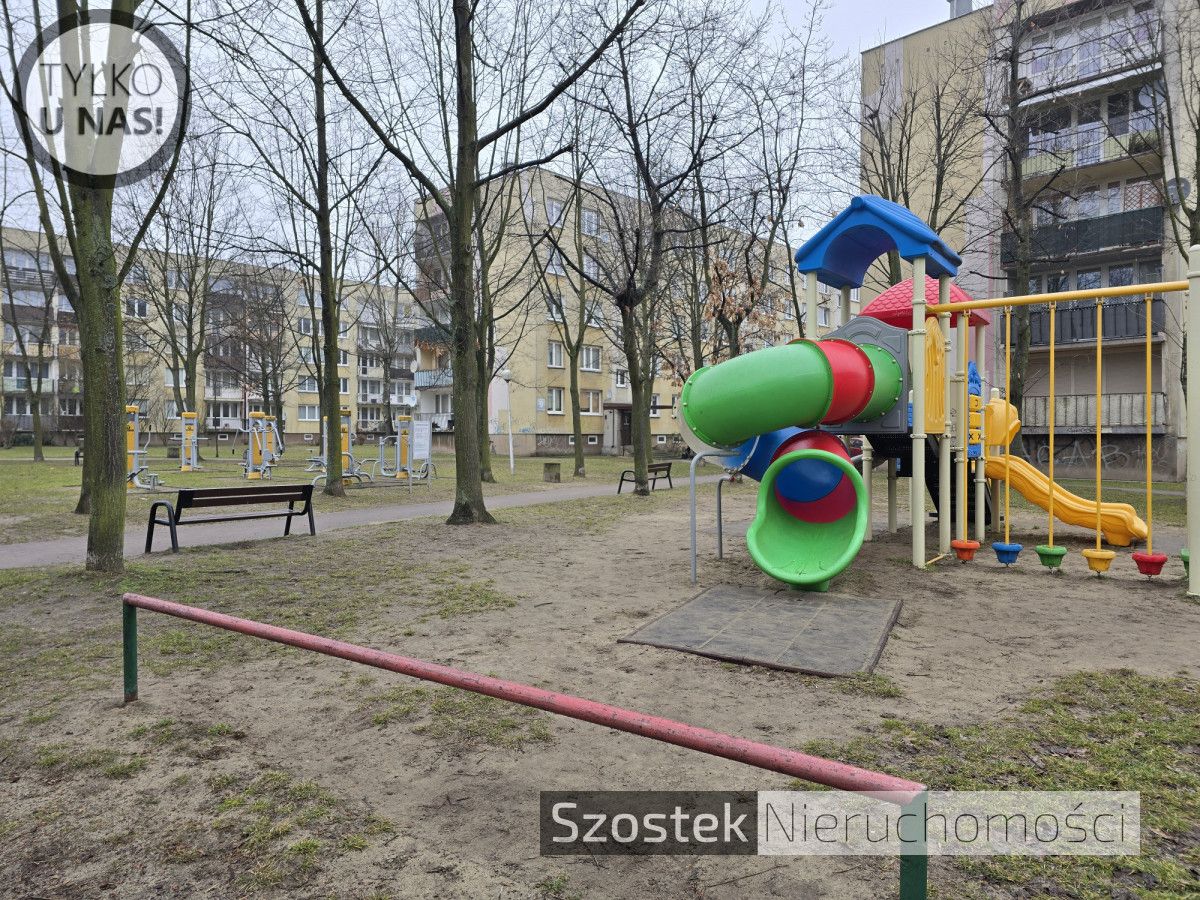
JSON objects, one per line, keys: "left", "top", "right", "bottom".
{"left": 1188, "top": 246, "right": 1200, "bottom": 596}
{"left": 938, "top": 276, "right": 952, "bottom": 557}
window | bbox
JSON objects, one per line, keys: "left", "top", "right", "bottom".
{"left": 568, "top": 434, "right": 575, "bottom": 445}
{"left": 657, "top": 434, "right": 667, "bottom": 444}
{"left": 59, "top": 397, "right": 81, "bottom": 416}
{"left": 546, "top": 294, "right": 566, "bottom": 322}
{"left": 580, "top": 390, "right": 601, "bottom": 415}
{"left": 165, "top": 400, "right": 180, "bottom": 420}
{"left": 615, "top": 369, "right": 628, "bottom": 388}
{"left": 585, "top": 302, "right": 604, "bottom": 327}
{"left": 583, "top": 254, "right": 599, "bottom": 280}
{"left": 1076, "top": 269, "right": 1102, "bottom": 292}
{"left": 1108, "top": 264, "right": 1135, "bottom": 287}
{"left": 547, "top": 249, "right": 565, "bottom": 275}
{"left": 127, "top": 330, "right": 150, "bottom": 351}
{"left": 165, "top": 368, "right": 186, "bottom": 388}
{"left": 298, "top": 404, "right": 320, "bottom": 421}
{"left": 1076, "top": 187, "right": 1101, "bottom": 219}
{"left": 339, "top": 377, "right": 350, "bottom": 394}
{"left": 125, "top": 298, "right": 148, "bottom": 319}
{"left": 58, "top": 326, "right": 78, "bottom": 346}
{"left": 1124, "top": 177, "right": 1157, "bottom": 210}
{"left": 298, "top": 376, "right": 318, "bottom": 392}
{"left": 339, "top": 349, "right": 349, "bottom": 366}
{"left": 434, "top": 392, "right": 453, "bottom": 414}
{"left": 299, "top": 347, "right": 315, "bottom": 363}
{"left": 546, "top": 199, "right": 565, "bottom": 225}
{"left": 360, "top": 354, "right": 379, "bottom": 375}
{"left": 818, "top": 306, "right": 829, "bottom": 327}
{"left": 582, "top": 208, "right": 600, "bottom": 237}
{"left": 299, "top": 317, "right": 315, "bottom": 336}
{"left": 588, "top": 434, "right": 598, "bottom": 445}
{"left": 360, "top": 325, "right": 381, "bottom": 346}
{"left": 359, "top": 378, "right": 383, "bottom": 400}
{"left": 1107, "top": 92, "right": 1129, "bottom": 136}
{"left": 650, "top": 393, "right": 661, "bottom": 417}
{"left": 581, "top": 345, "right": 601, "bottom": 372}
{"left": 547, "top": 340, "right": 564, "bottom": 368}
{"left": 547, "top": 387, "right": 564, "bottom": 414}
{"left": 1106, "top": 181, "right": 1124, "bottom": 215}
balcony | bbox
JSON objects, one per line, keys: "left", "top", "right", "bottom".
{"left": 414, "top": 367, "right": 452, "bottom": 389}
{"left": 1022, "top": 129, "right": 1158, "bottom": 179}
{"left": 1029, "top": 297, "right": 1164, "bottom": 347}
{"left": 1001, "top": 207, "right": 1162, "bottom": 266}
{"left": 3, "top": 376, "right": 55, "bottom": 394}
{"left": 204, "top": 386, "right": 243, "bottom": 400}
{"left": 1021, "top": 392, "right": 1167, "bottom": 434}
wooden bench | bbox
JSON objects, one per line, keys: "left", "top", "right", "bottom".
{"left": 146, "top": 484, "right": 315, "bottom": 553}
{"left": 618, "top": 461, "right": 673, "bottom": 494}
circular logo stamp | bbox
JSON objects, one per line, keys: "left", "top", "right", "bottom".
{"left": 13, "top": 10, "right": 188, "bottom": 187}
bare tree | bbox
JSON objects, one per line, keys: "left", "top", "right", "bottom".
{"left": 0, "top": 0, "right": 191, "bottom": 571}
{"left": 295, "top": 0, "right": 646, "bottom": 523}
{"left": 120, "top": 131, "right": 243, "bottom": 428}
{"left": 0, "top": 207, "right": 60, "bottom": 461}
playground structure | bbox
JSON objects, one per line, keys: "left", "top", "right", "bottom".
{"left": 178, "top": 411, "right": 201, "bottom": 473}
{"left": 125, "top": 404, "right": 161, "bottom": 490}
{"left": 682, "top": 195, "right": 1200, "bottom": 592}
{"left": 120, "top": 592, "right": 931, "bottom": 898}
{"left": 369, "top": 416, "right": 435, "bottom": 488}
{"left": 306, "top": 406, "right": 373, "bottom": 486}
{"left": 242, "top": 411, "right": 283, "bottom": 480}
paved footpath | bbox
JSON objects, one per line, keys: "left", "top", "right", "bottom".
{"left": 0, "top": 476, "right": 722, "bottom": 569}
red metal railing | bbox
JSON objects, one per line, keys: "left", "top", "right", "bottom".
{"left": 121, "top": 593, "right": 928, "bottom": 896}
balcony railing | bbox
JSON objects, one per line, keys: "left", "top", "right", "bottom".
{"left": 1021, "top": 392, "right": 1167, "bottom": 433}
{"left": 3, "top": 376, "right": 55, "bottom": 393}
{"left": 414, "top": 367, "right": 452, "bottom": 389}
{"left": 1022, "top": 129, "right": 1158, "bottom": 178}
{"left": 204, "top": 386, "right": 243, "bottom": 400}
{"left": 1028, "top": 296, "right": 1164, "bottom": 347}
{"left": 1001, "top": 207, "right": 1162, "bottom": 265}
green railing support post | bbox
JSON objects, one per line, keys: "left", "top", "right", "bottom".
{"left": 122, "top": 601, "right": 138, "bottom": 703}
{"left": 898, "top": 792, "right": 929, "bottom": 900}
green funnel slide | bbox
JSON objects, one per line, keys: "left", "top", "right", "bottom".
{"left": 745, "top": 450, "right": 869, "bottom": 591}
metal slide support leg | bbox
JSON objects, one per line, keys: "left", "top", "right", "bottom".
{"left": 910, "top": 258, "right": 928, "bottom": 568}
{"left": 862, "top": 439, "right": 873, "bottom": 542}
{"left": 938, "top": 303, "right": 952, "bottom": 556}
{"left": 974, "top": 458, "right": 987, "bottom": 542}
{"left": 690, "top": 453, "right": 704, "bottom": 584}
{"left": 122, "top": 602, "right": 138, "bottom": 703}
{"left": 888, "top": 459, "right": 898, "bottom": 532}
{"left": 716, "top": 475, "right": 726, "bottom": 559}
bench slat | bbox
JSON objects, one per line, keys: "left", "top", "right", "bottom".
{"left": 181, "top": 493, "right": 310, "bottom": 509}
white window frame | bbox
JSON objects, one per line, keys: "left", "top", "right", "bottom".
{"left": 298, "top": 404, "right": 320, "bottom": 422}
{"left": 580, "top": 389, "right": 602, "bottom": 416}
{"left": 580, "top": 345, "right": 601, "bottom": 372}
{"left": 547, "top": 340, "right": 564, "bottom": 368}
{"left": 298, "top": 376, "right": 318, "bottom": 393}
{"left": 547, "top": 386, "right": 564, "bottom": 414}
{"left": 650, "top": 393, "right": 661, "bottom": 417}
{"left": 615, "top": 369, "right": 628, "bottom": 388}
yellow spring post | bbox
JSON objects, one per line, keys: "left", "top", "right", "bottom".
{"left": 1035, "top": 305, "right": 1066, "bottom": 570}
{"left": 951, "top": 312, "right": 979, "bottom": 561}
{"left": 1083, "top": 303, "right": 1116, "bottom": 574}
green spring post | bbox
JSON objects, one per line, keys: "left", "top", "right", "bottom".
{"left": 122, "top": 601, "right": 138, "bottom": 703}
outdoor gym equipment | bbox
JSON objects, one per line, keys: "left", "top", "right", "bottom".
{"left": 370, "top": 416, "right": 435, "bottom": 489}
{"left": 120, "top": 592, "right": 931, "bottom": 899}
{"left": 178, "top": 411, "right": 201, "bottom": 472}
{"left": 309, "top": 407, "right": 373, "bottom": 486}
{"left": 242, "top": 411, "right": 283, "bottom": 480}
{"left": 126, "top": 404, "right": 161, "bottom": 490}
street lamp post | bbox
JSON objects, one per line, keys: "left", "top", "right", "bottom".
{"left": 500, "top": 369, "right": 515, "bottom": 476}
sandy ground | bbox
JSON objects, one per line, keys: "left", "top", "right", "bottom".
{"left": 2, "top": 481, "right": 1198, "bottom": 899}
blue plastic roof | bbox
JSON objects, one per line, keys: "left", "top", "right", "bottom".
{"left": 794, "top": 195, "right": 961, "bottom": 289}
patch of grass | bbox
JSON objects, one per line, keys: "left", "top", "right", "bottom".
{"left": 33, "top": 744, "right": 147, "bottom": 779}
{"left": 340, "top": 834, "right": 368, "bottom": 851}
{"left": 835, "top": 672, "right": 904, "bottom": 699}
{"left": 537, "top": 872, "right": 582, "bottom": 899}
{"left": 365, "top": 684, "right": 428, "bottom": 726}
{"left": 420, "top": 689, "right": 554, "bottom": 750}
{"left": 425, "top": 580, "right": 516, "bottom": 619}
{"left": 798, "top": 671, "right": 1200, "bottom": 898}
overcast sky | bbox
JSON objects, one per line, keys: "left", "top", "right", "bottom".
{"left": 780, "top": 0, "right": 956, "bottom": 56}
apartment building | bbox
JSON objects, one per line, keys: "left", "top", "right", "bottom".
{"left": 0, "top": 227, "right": 418, "bottom": 448}
{"left": 409, "top": 168, "right": 838, "bottom": 457}
{"left": 862, "top": 0, "right": 1188, "bottom": 477}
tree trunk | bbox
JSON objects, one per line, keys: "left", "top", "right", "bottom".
{"left": 569, "top": 356, "right": 585, "bottom": 476}
{"left": 313, "top": 8, "right": 345, "bottom": 498}
{"left": 29, "top": 398, "right": 44, "bottom": 461}
{"left": 477, "top": 369, "right": 496, "bottom": 482}
{"left": 445, "top": 0, "right": 493, "bottom": 524}
{"left": 620, "top": 303, "right": 650, "bottom": 494}
{"left": 72, "top": 188, "right": 126, "bottom": 572}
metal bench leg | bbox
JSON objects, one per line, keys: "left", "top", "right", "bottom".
{"left": 307, "top": 504, "right": 316, "bottom": 535}
{"left": 145, "top": 510, "right": 156, "bottom": 554}
{"left": 284, "top": 500, "right": 294, "bottom": 536}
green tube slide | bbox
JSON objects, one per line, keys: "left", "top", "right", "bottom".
{"left": 854, "top": 344, "right": 904, "bottom": 422}
{"left": 680, "top": 341, "right": 834, "bottom": 448}
{"left": 745, "top": 450, "right": 869, "bottom": 591}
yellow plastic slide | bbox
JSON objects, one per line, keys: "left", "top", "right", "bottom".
{"left": 984, "top": 454, "right": 1148, "bottom": 547}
